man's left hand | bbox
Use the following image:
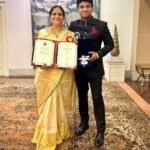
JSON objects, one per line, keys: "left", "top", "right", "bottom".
{"left": 88, "top": 51, "right": 99, "bottom": 61}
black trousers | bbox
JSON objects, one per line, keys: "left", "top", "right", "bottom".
{"left": 75, "top": 70, "right": 106, "bottom": 133}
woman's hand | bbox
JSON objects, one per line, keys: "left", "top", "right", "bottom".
{"left": 34, "top": 33, "right": 39, "bottom": 41}
{"left": 66, "top": 67, "right": 74, "bottom": 71}
{"left": 41, "top": 64, "right": 49, "bottom": 69}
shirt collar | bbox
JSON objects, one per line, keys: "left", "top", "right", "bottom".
{"left": 80, "top": 16, "right": 94, "bottom": 25}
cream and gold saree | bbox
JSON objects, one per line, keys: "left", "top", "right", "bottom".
{"left": 31, "top": 29, "right": 76, "bottom": 150}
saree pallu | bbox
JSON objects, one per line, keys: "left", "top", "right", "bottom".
{"left": 31, "top": 29, "right": 76, "bottom": 150}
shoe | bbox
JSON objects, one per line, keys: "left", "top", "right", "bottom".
{"left": 75, "top": 122, "right": 89, "bottom": 136}
{"left": 95, "top": 132, "right": 104, "bottom": 148}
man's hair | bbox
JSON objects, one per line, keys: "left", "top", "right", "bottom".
{"left": 77, "top": 0, "right": 93, "bottom": 7}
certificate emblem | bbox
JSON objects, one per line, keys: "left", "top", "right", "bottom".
{"left": 43, "top": 42, "right": 47, "bottom": 46}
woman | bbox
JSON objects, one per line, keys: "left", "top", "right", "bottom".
{"left": 31, "top": 5, "right": 76, "bottom": 150}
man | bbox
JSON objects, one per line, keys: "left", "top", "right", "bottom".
{"left": 69, "top": 0, "right": 114, "bottom": 148}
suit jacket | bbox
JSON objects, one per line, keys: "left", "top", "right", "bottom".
{"left": 69, "top": 16, "right": 114, "bottom": 78}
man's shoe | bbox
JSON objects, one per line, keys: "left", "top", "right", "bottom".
{"left": 95, "top": 132, "right": 104, "bottom": 148}
{"left": 75, "top": 122, "right": 89, "bottom": 136}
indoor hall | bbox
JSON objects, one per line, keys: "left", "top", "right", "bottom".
{"left": 0, "top": 0, "right": 150, "bottom": 149}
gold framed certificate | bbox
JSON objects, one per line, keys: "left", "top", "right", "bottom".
{"left": 32, "top": 39, "right": 55, "bottom": 66}
{"left": 31, "top": 39, "right": 77, "bottom": 69}
{"left": 57, "top": 41, "right": 77, "bottom": 68}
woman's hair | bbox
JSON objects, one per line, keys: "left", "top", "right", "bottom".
{"left": 49, "top": 5, "right": 65, "bottom": 17}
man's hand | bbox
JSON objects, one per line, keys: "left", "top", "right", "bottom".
{"left": 88, "top": 51, "right": 99, "bottom": 61}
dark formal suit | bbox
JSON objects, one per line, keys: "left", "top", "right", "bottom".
{"left": 69, "top": 16, "right": 114, "bottom": 133}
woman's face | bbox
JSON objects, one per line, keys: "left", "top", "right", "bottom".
{"left": 50, "top": 7, "right": 64, "bottom": 26}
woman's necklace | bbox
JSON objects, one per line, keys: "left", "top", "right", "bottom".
{"left": 51, "top": 26, "right": 63, "bottom": 38}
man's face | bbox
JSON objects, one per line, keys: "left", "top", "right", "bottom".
{"left": 78, "top": 1, "right": 93, "bottom": 19}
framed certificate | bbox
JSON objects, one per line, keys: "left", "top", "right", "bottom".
{"left": 32, "top": 39, "right": 55, "bottom": 66}
{"left": 57, "top": 41, "right": 77, "bottom": 68}
{"left": 31, "top": 39, "right": 77, "bottom": 69}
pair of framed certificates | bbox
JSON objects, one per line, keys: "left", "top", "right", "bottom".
{"left": 31, "top": 39, "right": 77, "bottom": 69}
{"left": 31, "top": 39, "right": 94, "bottom": 69}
